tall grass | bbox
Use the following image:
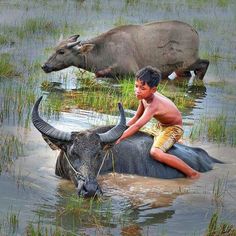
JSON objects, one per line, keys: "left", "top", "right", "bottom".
{"left": 26, "top": 222, "right": 76, "bottom": 236}
{"left": 205, "top": 211, "right": 236, "bottom": 236}
{"left": 1, "top": 18, "right": 57, "bottom": 40}
{"left": 0, "top": 81, "right": 37, "bottom": 127}
{"left": 69, "top": 74, "right": 198, "bottom": 116}
{"left": 0, "top": 208, "right": 20, "bottom": 235}
{"left": 190, "top": 114, "right": 236, "bottom": 146}
{"left": 0, "top": 134, "right": 24, "bottom": 174}
{"left": 0, "top": 34, "right": 9, "bottom": 45}
{"left": 212, "top": 175, "right": 229, "bottom": 204}
{"left": 0, "top": 53, "right": 19, "bottom": 78}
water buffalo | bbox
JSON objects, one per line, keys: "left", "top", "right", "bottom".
{"left": 32, "top": 97, "right": 221, "bottom": 197}
{"left": 42, "top": 20, "right": 209, "bottom": 80}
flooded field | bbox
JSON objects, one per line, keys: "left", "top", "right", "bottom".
{"left": 0, "top": 0, "right": 236, "bottom": 235}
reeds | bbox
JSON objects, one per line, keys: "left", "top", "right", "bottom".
{"left": 205, "top": 211, "right": 236, "bottom": 236}
{"left": 0, "top": 134, "right": 24, "bottom": 174}
{"left": 0, "top": 53, "right": 19, "bottom": 78}
{"left": 190, "top": 114, "right": 236, "bottom": 146}
{"left": 0, "top": 34, "right": 9, "bottom": 45}
{"left": 0, "top": 208, "right": 20, "bottom": 235}
{"left": 212, "top": 175, "right": 229, "bottom": 204}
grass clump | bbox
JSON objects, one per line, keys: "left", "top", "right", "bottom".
{"left": 212, "top": 175, "right": 229, "bottom": 204}
{"left": 0, "top": 80, "right": 37, "bottom": 127}
{"left": 0, "top": 134, "right": 24, "bottom": 174}
{"left": 0, "top": 34, "right": 9, "bottom": 45}
{"left": 55, "top": 194, "right": 114, "bottom": 230}
{"left": 56, "top": 74, "right": 200, "bottom": 118}
{"left": 189, "top": 114, "right": 236, "bottom": 146}
{"left": 0, "top": 53, "right": 19, "bottom": 78}
{"left": 2, "top": 18, "right": 57, "bottom": 40}
{"left": 22, "top": 18, "right": 57, "bottom": 36}
{"left": 114, "top": 16, "right": 128, "bottom": 27}
{"left": 205, "top": 212, "right": 236, "bottom": 236}
{"left": 192, "top": 18, "right": 209, "bottom": 31}
{"left": 26, "top": 222, "right": 75, "bottom": 236}
{"left": 0, "top": 208, "right": 20, "bottom": 235}
{"left": 61, "top": 74, "right": 138, "bottom": 115}
{"left": 207, "top": 115, "right": 227, "bottom": 142}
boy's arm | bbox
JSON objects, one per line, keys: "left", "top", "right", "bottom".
{"left": 116, "top": 105, "right": 156, "bottom": 144}
{"left": 127, "top": 101, "right": 144, "bottom": 126}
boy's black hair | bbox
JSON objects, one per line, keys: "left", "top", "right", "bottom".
{"left": 135, "top": 66, "right": 162, "bottom": 88}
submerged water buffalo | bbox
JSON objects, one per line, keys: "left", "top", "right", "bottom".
{"left": 42, "top": 20, "right": 209, "bottom": 80}
{"left": 32, "top": 97, "right": 221, "bottom": 197}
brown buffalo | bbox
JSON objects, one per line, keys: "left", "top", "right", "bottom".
{"left": 42, "top": 20, "right": 209, "bottom": 80}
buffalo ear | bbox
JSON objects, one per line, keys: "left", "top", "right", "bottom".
{"left": 42, "top": 135, "right": 69, "bottom": 151}
{"left": 77, "top": 44, "right": 95, "bottom": 54}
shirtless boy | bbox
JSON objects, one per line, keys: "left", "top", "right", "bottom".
{"left": 116, "top": 66, "right": 200, "bottom": 179}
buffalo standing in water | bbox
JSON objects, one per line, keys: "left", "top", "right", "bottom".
{"left": 32, "top": 97, "right": 221, "bottom": 197}
{"left": 42, "top": 20, "right": 209, "bottom": 80}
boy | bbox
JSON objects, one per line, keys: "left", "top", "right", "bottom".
{"left": 116, "top": 66, "right": 200, "bottom": 179}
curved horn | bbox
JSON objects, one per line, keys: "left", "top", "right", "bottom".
{"left": 97, "top": 103, "right": 126, "bottom": 143}
{"left": 32, "top": 96, "right": 72, "bottom": 141}
{"left": 67, "top": 40, "right": 81, "bottom": 49}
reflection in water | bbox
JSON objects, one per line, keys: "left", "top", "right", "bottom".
{"left": 33, "top": 175, "right": 177, "bottom": 235}
{"left": 186, "top": 84, "right": 207, "bottom": 100}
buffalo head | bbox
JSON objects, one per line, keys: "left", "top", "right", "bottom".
{"left": 32, "top": 96, "right": 126, "bottom": 197}
{"left": 42, "top": 35, "right": 94, "bottom": 73}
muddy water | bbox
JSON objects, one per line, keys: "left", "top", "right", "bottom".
{"left": 1, "top": 0, "right": 236, "bottom": 235}
{"left": 2, "top": 108, "right": 235, "bottom": 235}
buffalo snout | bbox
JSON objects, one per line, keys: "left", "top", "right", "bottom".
{"left": 77, "top": 177, "right": 102, "bottom": 198}
{"left": 41, "top": 63, "right": 53, "bottom": 73}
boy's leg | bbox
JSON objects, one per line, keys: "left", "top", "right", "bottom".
{"left": 150, "top": 147, "right": 200, "bottom": 179}
{"left": 150, "top": 126, "right": 200, "bottom": 179}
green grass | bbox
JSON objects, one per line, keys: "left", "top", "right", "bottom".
{"left": 0, "top": 34, "right": 9, "bottom": 45}
{"left": 192, "top": 18, "right": 209, "bottom": 31}
{"left": 26, "top": 223, "right": 77, "bottom": 236}
{"left": 1, "top": 18, "right": 57, "bottom": 40}
{"left": 61, "top": 73, "right": 199, "bottom": 116}
{"left": 0, "top": 53, "right": 19, "bottom": 78}
{"left": 205, "top": 212, "right": 236, "bottom": 236}
{"left": 114, "top": 16, "right": 128, "bottom": 27}
{"left": 216, "top": 0, "right": 230, "bottom": 7}
{"left": 190, "top": 114, "right": 236, "bottom": 146}
{"left": 25, "top": 18, "right": 55, "bottom": 33}
{"left": 0, "top": 208, "right": 20, "bottom": 235}
{"left": 0, "top": 79, "right": 37, "bottom": 127}
{"left": 0, "top": 134, "right": 24, "bottom": 174}
{"left": 212, "top": 175, "right": 229, "bottom": 204}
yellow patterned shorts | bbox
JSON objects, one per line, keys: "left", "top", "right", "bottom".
{"left": 142, "top": 124, "right": 183, "bottom": 152}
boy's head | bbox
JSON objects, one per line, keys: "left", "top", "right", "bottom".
{"left": 135, "top": 66, "right": 161, "bottom": 88}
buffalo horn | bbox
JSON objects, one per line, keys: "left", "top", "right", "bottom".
{"left": 66, "top": 40, "right": 81, "bottom": 49}
{"left": 97, "top": 103, "right": 126, "bottom": 143}
{"left": 32, "top": 96, "right": 72, "bottom": 141}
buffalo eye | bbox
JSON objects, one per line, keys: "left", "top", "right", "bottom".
{"left": 57, "top": 50, "right": 65, "bottom": 55}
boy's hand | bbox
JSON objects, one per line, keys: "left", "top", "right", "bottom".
{"left": 115, "top": 138, "right": 122, "bottom": 145}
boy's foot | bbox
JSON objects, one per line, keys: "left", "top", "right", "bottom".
{"left": 189, "top": 171, "right": 200, "bottom": 179}
{"left": 177, "top": 139, "right": 184, "bottom": 144}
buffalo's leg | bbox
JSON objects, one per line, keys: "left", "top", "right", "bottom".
{"left": 168, "top": 59, "right": 209, "bottom": 82}
{"left": 95, "top": 63, "right": 119, "bottom": 78}
{"left": 187, "top": 59, "right": 209, "bottom": 80}
{"left": 95, "top": 67, "right": 113, "bottom": 77}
